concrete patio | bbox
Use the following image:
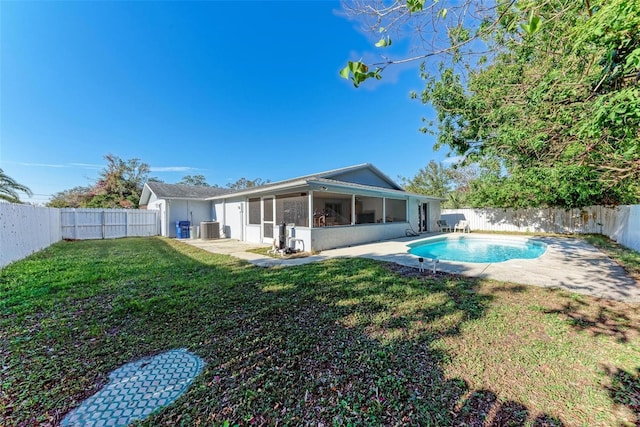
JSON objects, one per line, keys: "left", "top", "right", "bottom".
{"left": 182, "top": 234, "right": 640, "bottom": 303}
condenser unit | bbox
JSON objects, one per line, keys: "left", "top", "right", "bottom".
{"left": 200, "top": 221, "right": 220, "bottom": 240}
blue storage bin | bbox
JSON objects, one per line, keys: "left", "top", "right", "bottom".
{"left": 176, "top": 221, "right": 190, "bottom": 238}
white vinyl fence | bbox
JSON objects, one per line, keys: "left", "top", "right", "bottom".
{"left": 60, "top": 209, "right": 159, "bottom": 240}
{"left": 1, "top": 203, "right": 61, "bottom": 269}
{"left": 1, "top": 204, "right": 160, "bottom": 269}
{"left": 441, "top": 205, "right": 640, "bottom": 252}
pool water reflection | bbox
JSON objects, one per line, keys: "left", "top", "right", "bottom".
{"left": 408, "top": 236, "right": 547, "bottom": 263}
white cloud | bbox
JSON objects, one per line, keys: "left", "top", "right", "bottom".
{"left": 5, "top": 160, "right": 204, "bottom": 173}
{"left": 5, "top": 161, "right": 104, "bottom": 170}
{"left": 150, "top": 166, "right": 203, "bottom": 172}
{"left": 12, "top": 162, "right": 67, "bottom": 168}
{"left": 68, "top": 163, "right": 103, "bottom": 170}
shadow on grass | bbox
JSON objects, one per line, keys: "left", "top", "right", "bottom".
{"left": 604, "top": 365, "right": 640, "bottom": 426}
{"left": 148, "top": 240, "right": 565, "bottom": 425}
{"left": 544, "top": 297, "right": 640, "bottom": 344}
{"left": 1, "top": 237, "right": 564, "bottom": 425}
{"left": 453, "top": 389, "right": 564, "bottom": 426}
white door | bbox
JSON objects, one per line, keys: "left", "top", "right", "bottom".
{"left": 262, "top": 197, "right": 274, "bottom": 243}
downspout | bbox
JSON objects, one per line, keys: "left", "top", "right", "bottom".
{"left": 222, "top": 199, "right": 226, "bottom": 238}
{"left": 239, "top": 202, "right": 244, "bottom": 241}
{"left": 166, "top": 200, "right": 171, "bottom": 237}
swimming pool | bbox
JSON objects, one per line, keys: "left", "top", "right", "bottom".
{"left": 408, "top": 235, "right": 547, "bottom": 263}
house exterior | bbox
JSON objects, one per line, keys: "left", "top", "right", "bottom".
{"left": 141, "top": 164, "right": 442, "bottom": 251}
{"left": 139, "top": 182, "right": 231, "bottom": 238}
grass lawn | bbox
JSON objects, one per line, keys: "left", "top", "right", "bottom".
{"left": 1, "top": 237, "right": 639, "bottom": 426}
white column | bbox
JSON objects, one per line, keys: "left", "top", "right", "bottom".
{"left": 382, "top": 197, "right": 386, "bottom": 223}
{"left": 309, "top": 191, "right": 314, "bottom": 228}
{"left": 351, "top": 195, "right": 356, "bottom": 225}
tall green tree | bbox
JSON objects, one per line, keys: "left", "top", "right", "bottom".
{"left": 341, "top": 0, "right": 640, "bottom": 208}
{"left": 47, "top": 186, "right": 92, "bottom": 208}
{"left": 226, "top": 177, "right": 270, "bottom": 191}
{"left": 86, "top": 154, "right": 150, "bottom": 208}
{"left": 420, "top": 1, "right": 639, "bottom": 207}
{"left": 401, "top": 160, "right": 450, "bottom": 198}
{"left": 178, "top": 175, "right": 211, "bottom": 187}
{"left": 401, "top": 161, "right": 478, "bottom": 208}
{"left": 0, "top": 168, "right": 32, "bottom": 203}
{"left": 46, "top": 155, "right": 151, "bottom": 208}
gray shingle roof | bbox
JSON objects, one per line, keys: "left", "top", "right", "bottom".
{"left": 208, "top": 163, "right": 403, "bottom": 198}
{"left": 146, "top": 182, "right": 231, "bottom": 199}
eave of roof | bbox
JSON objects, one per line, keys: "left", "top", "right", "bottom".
{"left": 207, "top": 177, "right": 441, "bottom": 201}
{"left": 207, "top": 163, "right": 411, "bottom": 200}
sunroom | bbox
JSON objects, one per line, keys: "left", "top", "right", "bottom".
{"left": 208, "top": 164, "right": 441, "bottom": 252}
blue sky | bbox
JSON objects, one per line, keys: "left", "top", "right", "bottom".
{"left": 1, "top": 0, "right": 448, "bottom": 204}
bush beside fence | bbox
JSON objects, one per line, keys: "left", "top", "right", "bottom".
{"left": 441, "top": 205, "right": 640, "bottom": 252}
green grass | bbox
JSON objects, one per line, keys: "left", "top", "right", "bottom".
{"left": 1, "top": 237, "right": 639, "bottom": 426}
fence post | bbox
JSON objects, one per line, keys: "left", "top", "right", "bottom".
{"left": 74, "top": 209, "right": 78, "bottom": 240}
{"left": 102, "top": 210, "right": 105, "bottom": 239}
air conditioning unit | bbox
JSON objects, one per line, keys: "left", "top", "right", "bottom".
{"left": 200, "top": 221, "right": 220, "bottom": 240}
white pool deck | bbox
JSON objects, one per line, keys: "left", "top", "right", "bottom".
{"left": 182, "top": 233, "right": 640, "bottom": 303}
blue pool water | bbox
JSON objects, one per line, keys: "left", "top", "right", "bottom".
{"left": 408, "top": 236, "right": 547, "bottom": 263}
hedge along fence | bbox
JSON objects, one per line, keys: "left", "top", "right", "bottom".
{"left": 0, "top": 204, "right": 159, "bottom": 269}
{"left": 441, "top": 205, "right": 640, "bottom": 253}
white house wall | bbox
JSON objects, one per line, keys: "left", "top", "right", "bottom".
{"left": 166, "top": 200, "right": 212, "bottom": 238}
{"left": 312, "top": 223, "right": 408, "bottom": 251}
{"left": 245, "top": 225, "right": 261, "bottom": 244}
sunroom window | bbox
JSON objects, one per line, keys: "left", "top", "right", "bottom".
{"left": 385, "top": 198, "right": 407, "bottom": 222}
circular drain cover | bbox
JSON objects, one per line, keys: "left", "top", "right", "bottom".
{"left": 61, "top": 348, "right": 204, "bottom": 427}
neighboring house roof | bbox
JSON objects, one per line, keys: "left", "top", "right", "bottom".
{"left": 139, "top": 182, "right": 232, "bottom": 206}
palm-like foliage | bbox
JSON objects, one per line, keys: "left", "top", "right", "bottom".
{"left": 0, "top": 168, "right": 32, "bottom": 203}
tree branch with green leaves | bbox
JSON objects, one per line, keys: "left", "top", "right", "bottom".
{"left": 0, "top": 168, "right": 32, "bottom": 204}
{"left": 340, "top": 0, "right": 640, "bottom": 207}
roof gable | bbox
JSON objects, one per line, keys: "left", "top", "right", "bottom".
{"left": 322, "top": 164, "right": 402, "bottom": 190}
{"left": 207, "top": 164, "right": 406, "bottom": 199}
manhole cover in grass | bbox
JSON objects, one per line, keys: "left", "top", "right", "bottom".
{"left": 61, "top": 348, "right": 204, "bottom": 427}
